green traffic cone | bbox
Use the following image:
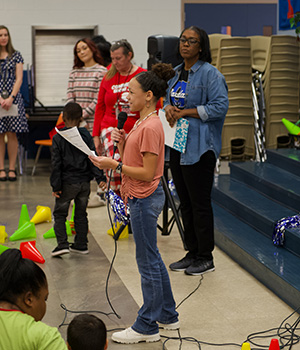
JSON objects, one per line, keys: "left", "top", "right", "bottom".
{"left": 0, "top": 244, "right": 10, "bottom": 255}
{"left": 9, "top": 222, "right": 36, "bottom": 242}
{"left": 18, "top": 204, "right": 31, "bottom": 229}
{"left": 282, "top": 118, "right": 300, "bottom": 135}
{"left": 43, "top": 227, "right": 56, "bottom": 239}
{"left": 66, "top": 221, "right": 73, "bottom": 236}
{"left": 43, "top": 221, "right": 72, "bottom": 239}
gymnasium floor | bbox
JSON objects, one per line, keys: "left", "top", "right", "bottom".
{"left": 0, "top": 159, "right": 297, "bottom": 350}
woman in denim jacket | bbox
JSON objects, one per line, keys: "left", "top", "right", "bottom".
{"left": 164, "top": 26, "right": 229, "bottom": 276}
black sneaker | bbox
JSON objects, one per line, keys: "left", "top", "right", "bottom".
{"left": 69, "top": 244, "right": 89, "bottom": 255}
{"left": 51, "top": 246, "right": 69, "bottom": 257}
{"left": 169, "top": 256, "right": 194, "bottom": 271}
{"left": 185, "top": 259, "right": 215, "bottom": 276}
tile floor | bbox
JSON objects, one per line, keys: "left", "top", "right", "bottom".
{"left": 0, "top": 159, "right": 298, "bottom": 350}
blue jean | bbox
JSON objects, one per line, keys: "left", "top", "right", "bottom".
{"left": 128, "top": 183, "right": 179, "bottom": 335}
{"left": 53, "top": 182, "right": 90, "bottom": 249}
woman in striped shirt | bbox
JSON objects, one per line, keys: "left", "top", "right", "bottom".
{"left": 67, "top": 38, "right": 107, "bottom": 134}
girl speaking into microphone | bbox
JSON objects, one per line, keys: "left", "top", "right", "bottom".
{"left": 89, "top": 63, "right": 179, "bottom": 344}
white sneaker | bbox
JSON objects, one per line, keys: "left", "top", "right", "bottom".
{"left": 87, "top": 193, "right": 106, "bottom": 208}
{"left": 111, "top": 327, "right": 160, "bottom": 344}
{"left": 158, "top": 320, "right": 180, "bottom": 330}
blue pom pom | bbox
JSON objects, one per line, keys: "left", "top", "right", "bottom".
{"left": 105, "top": 189, "right": 130, "bottom": 225}
{"left": 273, "top": 214, "right": 300, "bottom": 246}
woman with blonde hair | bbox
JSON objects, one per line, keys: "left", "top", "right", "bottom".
{"left": 92, "top": 39, "right": 146, "bottom": 194}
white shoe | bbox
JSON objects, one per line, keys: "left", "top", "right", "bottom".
{"left": 87, "top": 193, "right": 106, "bottom": 208}
{"left": 111, "top": 327, "right": 160, "bottom": 344}
{"left": 158, "top": 320, "right": 180, "bottom": 330}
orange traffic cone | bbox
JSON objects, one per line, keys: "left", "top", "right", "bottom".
{"left": 0, "top": 244, "right": 10, "bottom": 255}
{"left": 0, "top": 226, "right": 8, "bottom": 243}
{"left": 30, "top": 206, "right": 52, "bottom": 225}
{"left": 282, "top": 118, "right": 300, "bottom": 135}
{"left": 241, "top": 343, "right": 251, "bottom": 350}
{"left": 18, "top": 204, "right": 31, "bottom": 229}
{"left": 20, "top": 241, "right": 45, "bottom": 264}
{"left": 269, "top": 339, "right": 280, "bottom": 350}
{"left": 9, "top": 221, "right": 36, "bottom": 241}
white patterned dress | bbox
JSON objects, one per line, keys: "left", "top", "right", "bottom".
{"left": 0, "top": 51, "right": 29, "bottom": 134}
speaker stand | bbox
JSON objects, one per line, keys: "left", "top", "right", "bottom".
{"left": 157, "top": 167, "right": 187, "bottom": 250}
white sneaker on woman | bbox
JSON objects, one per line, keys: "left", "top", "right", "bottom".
{"left": 111, "top": 327, "right": 160, "bottom": 344}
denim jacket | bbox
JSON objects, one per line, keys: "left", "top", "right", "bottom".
{"left": 164, "top": 60, "right": 229, "bottom": 165}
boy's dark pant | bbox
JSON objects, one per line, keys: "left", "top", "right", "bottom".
{"left": 53, "top": 182, "right": 90, "bottom": 249}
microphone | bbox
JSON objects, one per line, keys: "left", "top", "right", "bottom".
{"left": 113, "top": 112, "right": 128, "bottom": 154}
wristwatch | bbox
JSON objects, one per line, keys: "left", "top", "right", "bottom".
{"left": 115, "top": 162, "right": 123, "bottom": 174}
{"left": 10, "top": 95, "right": 16, "bottom": 99}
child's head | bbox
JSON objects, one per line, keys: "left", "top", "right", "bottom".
{"left": 0, "top": 249, "right": 48, "bottom": 321}
{"left": 67, "top": 314, "right": 107, "bottom": 350}
{"left": 63, "top": 102, "right": 83, "bottom": 127}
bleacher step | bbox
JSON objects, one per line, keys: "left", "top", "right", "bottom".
{"left": 213, "top": 202, "right": 300, "bottom": 310}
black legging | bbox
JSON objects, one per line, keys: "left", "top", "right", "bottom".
{"left": 169, "top": 149, "right": 216, "bottom": 260}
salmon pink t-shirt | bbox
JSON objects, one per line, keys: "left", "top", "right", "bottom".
{"left": 121, "top": 115, "right": 165, "bottom": 202}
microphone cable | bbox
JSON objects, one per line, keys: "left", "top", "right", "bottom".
{"left": 58, "top": 121, "right": 131, "bottom": 328}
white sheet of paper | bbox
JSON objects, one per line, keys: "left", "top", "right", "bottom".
{"left": 55, "top": 127, "right": 96, "bottom": 157}
{"left": 0, "top": 104, "right": 18, "bottom": 118}
{"left": 158, "top": 109, "right": 176, "bottom": 148}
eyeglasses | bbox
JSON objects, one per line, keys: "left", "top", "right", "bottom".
{"left": 179, "top": 37, "right": 200, "bottom": 46}
{"left": 112, "top": 39, "right": 131, "bottom": 50}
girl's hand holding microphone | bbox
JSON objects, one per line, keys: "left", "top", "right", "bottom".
{"left": 89, "top": 127, "right": 125, "bottom": 170}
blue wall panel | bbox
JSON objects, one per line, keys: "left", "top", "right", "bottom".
{"left": 185, "top": 4, "right": 277, "bottom": 36}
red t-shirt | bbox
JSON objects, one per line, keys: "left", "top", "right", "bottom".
{"left": 121, "top": 115, "right": 165, "bottom": 202}
{"left": 92, "top": 67, "right": 146, "bottom": 136}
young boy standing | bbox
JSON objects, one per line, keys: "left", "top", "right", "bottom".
{"left": 50, "top": 102, "right": 106, "bottom": 257}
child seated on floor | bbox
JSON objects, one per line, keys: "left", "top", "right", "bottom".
{"left": 50, "top": 102, "right": 106, "bottom": 257}
{"left": 67, "top": 314, "right": 108, "bottom": 350}
{"left": 0, "top": 249, "right": 67, "bottom": 350}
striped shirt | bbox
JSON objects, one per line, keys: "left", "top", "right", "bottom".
{"left": 67, "top": 64, "right": 107, "bottom": 133}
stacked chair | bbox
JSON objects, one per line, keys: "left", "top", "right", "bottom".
{"left": 216, "top": 37, "right": 255, "bottom": 160}
{"left": 262, "top": 35, "right": 300, "bottom": 149}
{"left": 210, "top": 33, "right": 300, "bottom": 160}
{"left": 208, "top": 33, "right": 231, "bottom": 67}
{"left": 249, "top": 35, "right": 271, "bottom": 161}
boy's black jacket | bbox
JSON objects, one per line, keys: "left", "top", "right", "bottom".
{"left": 50, "top": 127, "right": 105, "bottom": 192}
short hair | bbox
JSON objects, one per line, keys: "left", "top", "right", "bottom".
{"left": 73, "top": 38, "right": 104, "bottom": 68}
{"left": 180, "top": 26, "right": 212, "bottom": 63}
{"left": 0, "top": 249, "right": 47, "bottom": 304}
{"left": 63, "top": 102, "right": 82, "bottom": 122}
{"left": 135, "top": 63, "right": 175, "bottom": 101}
{"left": 106, "top": 39, "right": 134, "bottom": 80}
{"left": 67, "top": 314, "right": 107, "bottom": 350}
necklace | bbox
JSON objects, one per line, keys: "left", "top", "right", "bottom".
{"left": 131, "top": 110, "right": 157, "bottom": 131}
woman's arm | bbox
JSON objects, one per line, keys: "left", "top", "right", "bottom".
{"left": 1, "top": 62, "right": 23, "bottom": 110}
{"left": 66, "top": 71, "right": 75, "bottom": 103}
{"left": 82, "top": 68, "right": 107, "bottom": 119}
{"left": 89, "top": 152, "right": 158, "bottom": 182}
{"left": 92, "top": 78, "right": 106, "bottom": 137}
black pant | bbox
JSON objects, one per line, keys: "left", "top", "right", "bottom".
{"left": 169, "top": 149, "right": 216, "bottom": 260}
{"left": 53, "top": 182, "right": 90, "bottom": 249}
